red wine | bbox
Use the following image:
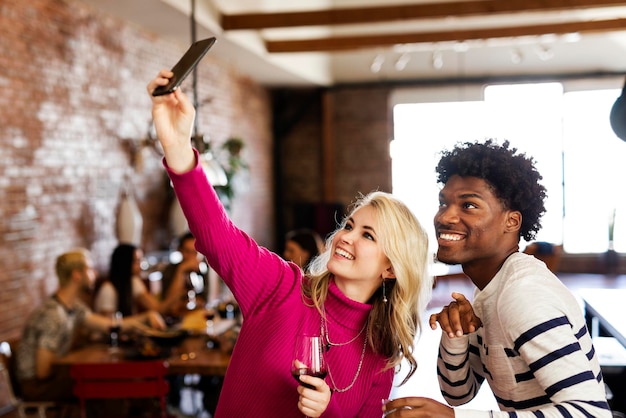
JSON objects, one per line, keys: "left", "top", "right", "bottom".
{"left": 291, "top": 368, "right": 327, "bottom": 389}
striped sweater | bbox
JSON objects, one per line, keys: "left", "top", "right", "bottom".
{"left": 438, "top": 252, "right": 611, "bottom": 417}
{"left": 166, "top": 152, "right": 393, "bottom": 417}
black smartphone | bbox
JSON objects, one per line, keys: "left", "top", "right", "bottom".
{"left": 152, "top": 37, "right": 217, "bottom": 97}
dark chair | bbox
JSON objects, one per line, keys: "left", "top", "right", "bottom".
{"left": 0, "top": 360, "right": 19, "bottom": 417}
{"left": 0, "top": 341, "right": 61, "bottom": 418}
{"left": 70, "top": 360, "right": 170, "bottom": 418}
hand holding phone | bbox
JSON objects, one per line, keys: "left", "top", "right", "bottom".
{"left": 152, "top": 37, "right": 217, "bottom": 97}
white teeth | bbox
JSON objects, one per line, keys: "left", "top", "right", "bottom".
{"left": 439, "top": 233, "right": 462, "bottom": 241}
{"left": 335, "top": 248, "right": 355, "bottom": 260}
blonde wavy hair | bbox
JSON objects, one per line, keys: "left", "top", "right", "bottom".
{"left": 304, "top": 191, "right": 432, "bottom": 384}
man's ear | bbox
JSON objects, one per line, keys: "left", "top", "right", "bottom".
{"left": 505, "top": 210, "right": 522, "bottom": 233}
{"left": 70, "top": 267, "right": 83, "bottom": 283}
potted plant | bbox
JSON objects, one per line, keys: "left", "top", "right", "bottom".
{"left": 214, "top": 137, "right": 248, "bottom": 211}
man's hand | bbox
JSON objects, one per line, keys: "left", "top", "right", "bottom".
{"left": 383, "top": 397, "right": 454, "bottom": 417}
{"left": 179, "top": 257, "right": 201, "bottom": 274}
{"left": 144, "top": 310, "right": 167, "bottom": 330}
{"left": 429, "top": 292, "right": 482, "bottom": 338}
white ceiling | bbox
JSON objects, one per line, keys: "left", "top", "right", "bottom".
{"left": 81, "top": 0, "right": 626, "bottom": 87}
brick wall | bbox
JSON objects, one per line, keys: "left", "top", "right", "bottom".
{"left": 331, "top": 87, "right": 393, "bottom": 202}
{"left": 278, "top": 87, "right": 393, "bottom": 241}
{"left": 0, "top": 0, "right": 274, "bottom": 342}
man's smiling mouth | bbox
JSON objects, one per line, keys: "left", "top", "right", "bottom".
{"left": 438, "top": 233, "right": 463, "bottom": 241}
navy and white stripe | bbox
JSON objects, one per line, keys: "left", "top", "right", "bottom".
{"left": 437, "top": 253, "right": 611, "bottom": 418}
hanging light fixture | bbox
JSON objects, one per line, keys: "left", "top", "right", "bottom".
{"left": 116, "top": 179, "right": 143, "bottom": 246}
{"left": 195, "top": 139, "right": 228, "bottom": 185}
{"left": 189, "top": 0, "right": 228, "bottom": 186}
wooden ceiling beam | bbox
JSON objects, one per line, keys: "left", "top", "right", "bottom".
{"left": 265, "top": 18, "right": 626, "bottom": 52}
{"left": 221, "top": 0, "right": 626, "bottom": 30}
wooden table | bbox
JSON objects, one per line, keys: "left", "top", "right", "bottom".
{"left": 55, "top": 311, "right": 237, "bottom": 377}
{"left": 168, "top": 337, "right": 231, "bottom": 376}
{"left": 54, "top": 337, "right": 231, "bottom": 377}
{"left": 580, "top": 288, "right": 626, "bottom": 348}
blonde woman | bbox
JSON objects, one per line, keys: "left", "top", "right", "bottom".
{"left": 305, "top": 192, "right": 433, "bottom": 389}
{"left": 147, "top": 69, "right": 432, "bottom": 417}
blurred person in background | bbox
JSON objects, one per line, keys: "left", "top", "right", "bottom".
{"left": 160, "top": 231, "right": 216, "bottom": 317}
{"left": 94, "top": 243, "right": 177, "bottom": 317}
{"left": 283, "top": 228, "right": 324, "bottom": 272}
{"left": 16, "top": 248, "right": 164, "bottom": 402}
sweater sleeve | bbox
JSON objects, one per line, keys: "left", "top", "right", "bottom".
{"left": 438, "top": 333, "right": 484, "bottom": 405}
{"left": 165, "top": 151, "right": 299, "bottom": 317}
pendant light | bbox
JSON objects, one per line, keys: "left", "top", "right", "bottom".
{"left": 189, "top": 0, "right": 227, "bottom": 186}
{"left": 610, "top": 76, "right": 626, "bottom": 142}
{"left": 116, "top": 180, "right": 143, "bottom": 246}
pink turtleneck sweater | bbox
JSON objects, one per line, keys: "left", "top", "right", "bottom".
{"left": 166, "top": 152, "right": 393, "bottom": 417}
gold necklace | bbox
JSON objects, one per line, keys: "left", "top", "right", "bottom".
{"left": 326, "top": 330, "right": 368, "bottom": 393}
{"left": 320, "top": 310, "right": 369, "bottom": 393}
{"left": 324, "top": 318, "right": 367, "bottom": 348}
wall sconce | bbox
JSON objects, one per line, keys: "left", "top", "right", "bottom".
{"left": 121, "top": 120, "right": 162, "bottom": 173}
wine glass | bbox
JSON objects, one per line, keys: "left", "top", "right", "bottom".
{"left": 109, "top": 311, "right": 123, "bottom": 353}
{"left": 291, "top": 335, "right": 327, "bottom": 390}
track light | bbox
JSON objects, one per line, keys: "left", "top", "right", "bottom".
{"left": 535, "top": 44, "right": 554, "bottom": 61}
{"left": 395, "top": 53, "right": 410, "bottom": 71}
{"left": 370, "top": 54, "right": 385, "bottom": 73}
{"left": 510, "top": 48, "right": 523, "bottom": 64}
{"left": 432, "top": 51, "right": 443, "bottom": 70}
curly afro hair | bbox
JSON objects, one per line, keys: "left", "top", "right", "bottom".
{"left": 435, "top": 139, "right": 546, "bottom": 241}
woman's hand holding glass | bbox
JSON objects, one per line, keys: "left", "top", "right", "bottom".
{"left": 296, "top": 374, "right": 331, "bottom": 418}
{"left": 291, "top": 336, "right": 331, "bottom": 417}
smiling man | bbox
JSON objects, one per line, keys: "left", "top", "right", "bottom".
{"left": 383, "top": 140, "right": 611, "bottom": 417}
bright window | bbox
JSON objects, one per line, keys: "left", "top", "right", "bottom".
{"left": 392, "top": 82, "right": 623, "bottom": 254}
{"left": 562, "top": 89, "right": 626, "bottom": 253}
